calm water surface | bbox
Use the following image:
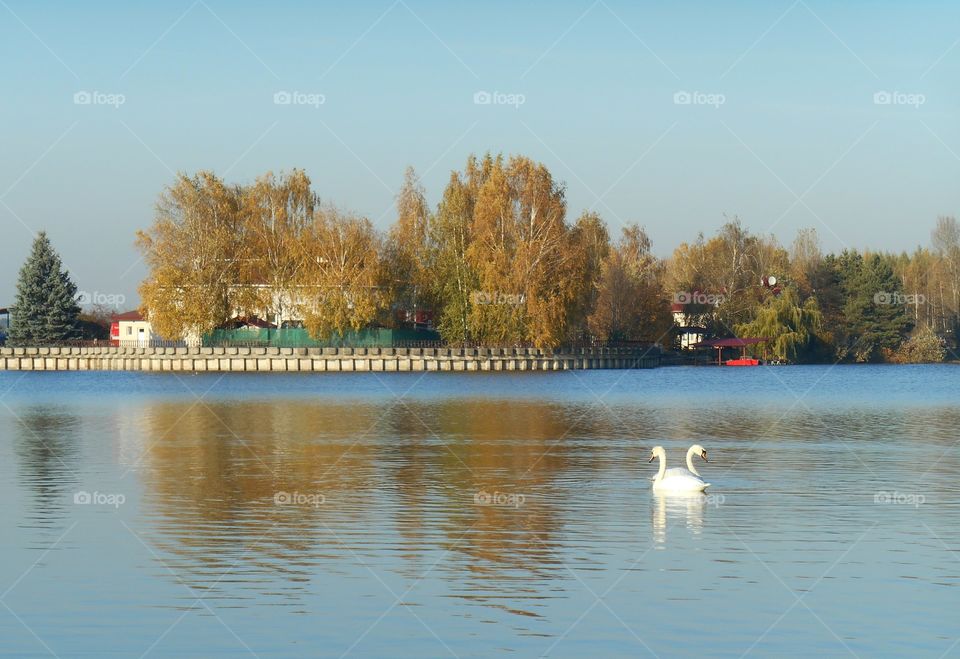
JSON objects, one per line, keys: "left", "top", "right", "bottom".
{"left": 0, "top": 366, "right": 958, "bottom": 657}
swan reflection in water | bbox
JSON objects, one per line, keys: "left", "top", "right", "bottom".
{"left": 651, "top": 491, "right": 712, "bottom": 545}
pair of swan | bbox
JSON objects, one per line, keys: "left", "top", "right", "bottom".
{"left": 648, "top": 444, "right": 710, "bottom": 492}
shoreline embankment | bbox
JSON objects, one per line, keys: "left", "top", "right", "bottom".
{"left": 0, "top": 345, "right": 660, "bottom": 372}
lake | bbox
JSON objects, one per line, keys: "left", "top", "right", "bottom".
{"left": 0, "top": 366, "right": 958, "bottom": 658}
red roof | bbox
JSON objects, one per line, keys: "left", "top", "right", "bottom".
{"left": 112, "top": 310, "right": 144, "bottom": 322}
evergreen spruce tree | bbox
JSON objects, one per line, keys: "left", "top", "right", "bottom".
{"left": 840, "top": 253, "right": 911, "bottom": 361}
{"left": 8, "top": 232, "right": 80, "bottom": 346}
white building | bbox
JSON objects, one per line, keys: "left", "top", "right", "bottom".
{"left": 111, "top": 311, "right": 155, "bottom": 346}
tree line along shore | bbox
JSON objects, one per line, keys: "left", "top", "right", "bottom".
{"left": 5, "top": 152, "right": 958, "bottom": 363}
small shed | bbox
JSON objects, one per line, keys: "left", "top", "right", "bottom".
{"left": 111, "top": 311, "right": 153, "bottom": 346}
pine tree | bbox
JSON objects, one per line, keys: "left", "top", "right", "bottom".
{"left": 9, "top": 232, "right": 80, "bottom": 346}
{"left": 840, "top": 253, "right": 911, "bottom": 361}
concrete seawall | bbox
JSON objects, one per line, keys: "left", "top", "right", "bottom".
{"left": 0, "top": 346, "right": 659, "bottom": 372}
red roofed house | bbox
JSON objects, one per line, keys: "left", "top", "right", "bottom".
{"left": 111, "top": 311, "right": 154, "bottom": 346}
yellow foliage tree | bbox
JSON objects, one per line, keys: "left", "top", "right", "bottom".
{"left": 295, "top": 206, "right": 386, "bottom": 339}
{"left": 136, "top": 172, "right": 247, "bottom": 340}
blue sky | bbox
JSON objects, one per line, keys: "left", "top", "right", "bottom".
{"left": 1, "top": 0, "right": 959, "bottom": 308}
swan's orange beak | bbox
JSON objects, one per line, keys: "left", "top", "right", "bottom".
{"left": 701, "top": 451, "right": 708, "bottom": 462}
{"left": 648, "top": 454, "right": 655, "bottom": 463}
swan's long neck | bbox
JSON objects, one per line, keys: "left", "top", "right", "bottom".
{"left": 685, "top": 446, "right": 701, "bottom": 477}
{"left": 655, "top": 453, "right": 666, "bottom": 482}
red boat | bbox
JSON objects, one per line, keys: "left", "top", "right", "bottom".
{"left": 725, "top": 357, "right": 762, "bottom": 366}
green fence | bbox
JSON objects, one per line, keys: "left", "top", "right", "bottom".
{"left": 203, "top": 327, "right": 441, "bottom": 348}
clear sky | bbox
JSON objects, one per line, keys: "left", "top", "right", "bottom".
{"left": 2, "top": 0, "right": 958, "bottom": 309}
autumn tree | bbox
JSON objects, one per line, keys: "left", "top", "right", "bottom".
{"left": 241, "top": 170, "right": 315, "bottom": 325}
{"left": 564, "top": 211, "right": 610, "bottom": 341}
{"left": 588, "top": 225, "right": 669, "bottom": 343}
{"left": 931, "top": 216, "right": 960, "bottom": 334}
{"left": 137, "top": 172, "right": 246, "bottom": 340}
{"left": 429, "top": 169, "right": 481, "bottom": 344}
{"left": 666, "top": 218, "right": 787, "bottom": 336}
{"left": 790, "top": 227, "right": 823, "bottom": 298}
{"left": 384, "top": 166, "right": 431, "bottom": 324}
{"left": 295, "top": 206, "right": 386, "bottom": 339}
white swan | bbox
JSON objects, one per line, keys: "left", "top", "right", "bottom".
{"left": 648, "top": 445, "right": 710, "bottom": 492}
{"left": 664, "top": 444, "right": 708, "bottom": 480}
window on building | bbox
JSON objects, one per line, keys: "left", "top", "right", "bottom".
{"left": 126, "top": 326, "right": 132, "bottom": 336}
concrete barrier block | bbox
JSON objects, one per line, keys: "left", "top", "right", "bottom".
{"left": 299, "top": 358, "right": 313, "bottom": 372}
{"left": 271, "top": 358, "right": 286, "bottom": 371}
{"left": 384, "top": 359, "right": 397, "bottom": 371}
